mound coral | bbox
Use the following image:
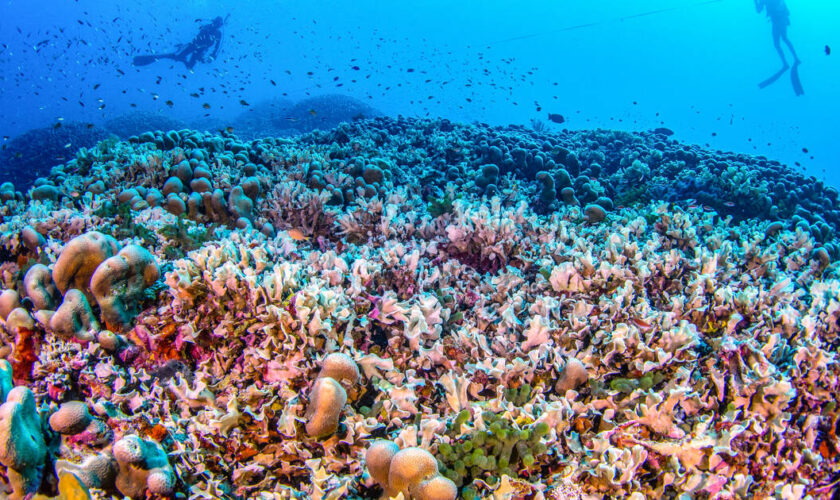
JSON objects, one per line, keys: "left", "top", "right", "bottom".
{"left": 90, "top": 245, "right": 159, "bottom": 330}
{"left": 0, "top": 387, "right": 48, "bottom": 499}
{"left": 304, "top": 353, "right": 360, "bottom": 438}
{"left": 112, "top": 435, "right": 175, "bottom": 498}
{"left": 52, "top": 232, "right": 119, "bottom": 298}
{"left": 367, "top": 442, "right": 457, "bottom": 500}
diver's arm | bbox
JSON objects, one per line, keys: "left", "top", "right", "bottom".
{"left": 211, "top": 37, "right": 221, "bottom": 59}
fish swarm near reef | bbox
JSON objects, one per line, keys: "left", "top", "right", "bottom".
{"left": 0, "top": 115, "right": 838, "bottom": 498}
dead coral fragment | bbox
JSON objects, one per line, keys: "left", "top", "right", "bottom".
{"left": 90, "top": 245, "right": 159, "bottom": 331}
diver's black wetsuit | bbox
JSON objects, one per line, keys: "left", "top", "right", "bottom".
{"left": 133, "top": 17, "right": 224, "bottom": 69}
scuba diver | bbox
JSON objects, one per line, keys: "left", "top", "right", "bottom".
{"left": 755, "top": 0, "right": 803, "bottom": 95}
{"left": 754, "top": 0, "right": 799, "bottom": 68}
{"left": 133, "top": 16, "right": 227, "bottom": 69}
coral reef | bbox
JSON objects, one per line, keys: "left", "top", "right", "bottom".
{"left": 0, "top": 122, "right": 112, "bottom": 191}
{"left": 0, "top": 116, "right": 838, "bottom": 499}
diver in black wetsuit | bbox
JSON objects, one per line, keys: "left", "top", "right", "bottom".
{"left": 755, "top": 0, "right": 799, "bottom": 68}
{"left": 133, "top": 16, "right": 225, "bottom": 69}
{"left": 754, "top": 0, "right": 803, "bottom": 95}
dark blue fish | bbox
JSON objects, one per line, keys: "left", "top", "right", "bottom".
{"left": 547, "top": 113, "right": 565, "bottom": 124}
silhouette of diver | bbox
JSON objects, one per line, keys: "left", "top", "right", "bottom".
{"left": 754, "top": 0, "right": 803, "bottom": 95}
{"left": 133, "top": 16, "right": 226, "bottom": 69}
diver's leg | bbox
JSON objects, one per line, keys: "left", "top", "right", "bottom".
{"left": 782, "top": 33, "right": 800, "bottom": 63}
{"left": 772, "top": 27, "right": 788, "bottom": 68}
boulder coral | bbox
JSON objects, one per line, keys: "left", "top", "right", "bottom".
{"left": 112, "top": 435, "right": 175, "bottom": 498}
{"left": 304, "top": 353, "right": 360, "bottom": 438}
{"left": 48, "top": 402, "right": 92, "bottom": 436}
{"left": 366, "top": 442, "right": 457, "bottom": 500}
{"left": 0, "top": 290, "right": 20, "bottom": 321}
{"left": 49, "top": 289, "right": 99, "bottom": 342}
{"left": 90, "top": 245, "right": 159, "bottom": 330}
{"left": 55, "top": 454, "right": 117, "bottom": 491}
{"left": 23, "top": 264, "right": 59, "bottom": 312}
{"left": 0, "top": 387, "right": 48, "bottom": 499}
{"left": 52, "top": 232, "right": 119, "bottom": 298}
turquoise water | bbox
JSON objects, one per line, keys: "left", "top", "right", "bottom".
{"left": 1, "top": 0, "right": 837, "bottom": 185}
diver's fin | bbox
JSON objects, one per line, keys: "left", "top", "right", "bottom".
{"left": 790, "top": 61, "right": 804, "bottom": 96}
{"left": 132, "top": 54, "right": 176, "bottom": 66}
{"left": 758, "top": 66, "right": 789, "bottom": 89}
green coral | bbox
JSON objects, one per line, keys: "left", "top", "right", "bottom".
{"left": 427, "top": 192, "right": 457, "bottom": 218}
{"left": 157, "top": 216, "right": 218, "bottom": 260}
{"left": 435, "top": 407, "right": 550, "bottom": 490}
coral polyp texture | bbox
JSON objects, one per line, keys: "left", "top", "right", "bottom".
{"left": 0, "top": 116, "right": 838, "bottom": 498}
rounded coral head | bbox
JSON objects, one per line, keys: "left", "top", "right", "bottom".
{"left": 49, "top": 400, "right": 92, "bottom": 435}
{"left": 387, "top": 447, "right": 439, "bottom": 494}
{"left": 319, "top": 352, "right": 360, "bottom": 386}
{"left": 113, "top": 435, "right": 145, "bottom": 464}
{"left": 413, "top": 475, "right": 458, "bottom": 500}
{"left": 147, "top": 469, "right": 176, "bottom": 494}
{"left": 365, "top": 439, "right": 399, "bottom": 487}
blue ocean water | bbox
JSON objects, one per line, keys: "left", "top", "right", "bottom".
{"left": 0, "top": 0, "right": 837, "bottom": 185}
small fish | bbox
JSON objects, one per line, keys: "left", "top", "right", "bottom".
{"left": 165, "top": 100, "right": 174, "bottom": 107}
{"left": 547, "top": 113, "right": 565, "bottom": 124}
{"left": 53, "top": 122, "right": 62, "bottom": 129}
{"left": 287, "top": 228, "right": 309, "bottom": 241}
{"left": 826, "top": 45, "right": 831, "bottom": 56}
{"left": 308, "top": 109, "right": 317, "bottom": 116}
{"left": 239, "top": 99, "right": 249, "bottom": 106}
{"left": 723, "top": 201, "right": 736, "bottom": 208}
{"left": 202, "top": 103, "right": 211, "bottom": 109}
{"left": 270, "top": 79, "right": 276, "bottom": 86}
{"left": 93, "top": 83, "right": 100, "bottom": 90}
{"left": 630, "top": 317, "right": 652, "bottom": 330}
